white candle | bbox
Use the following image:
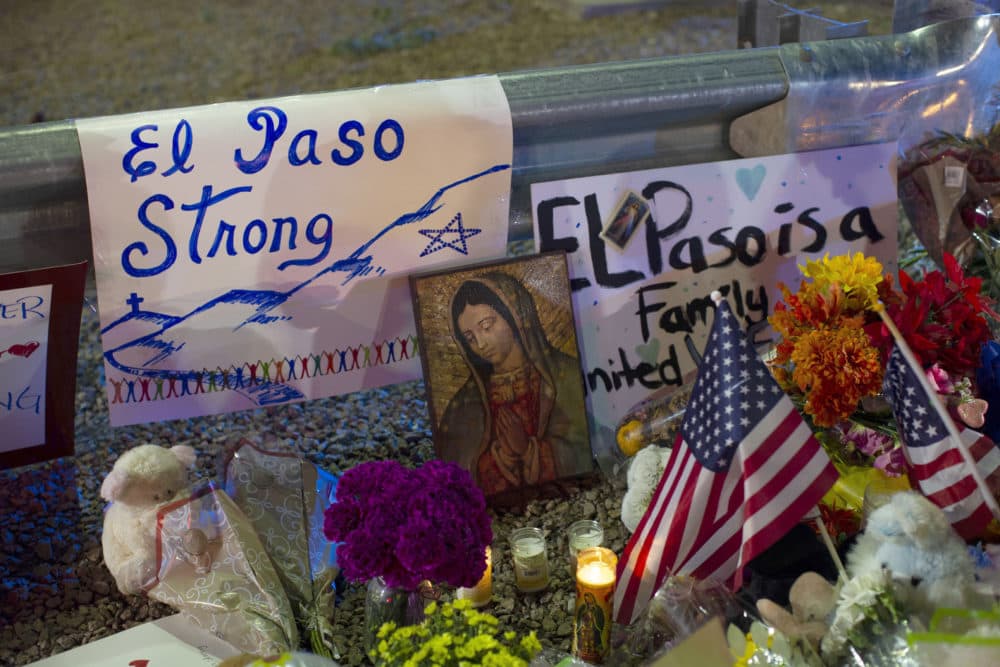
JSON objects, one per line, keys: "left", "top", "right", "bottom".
{"left": 567, "top": 520, "right": 604, "bottom": 574}
{"left": 510, "top": 527, "right": 549, "bottom": 593}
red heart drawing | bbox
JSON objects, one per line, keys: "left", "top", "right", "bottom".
{"left": 6, "top": 341, "right": 40, "bottom": 358}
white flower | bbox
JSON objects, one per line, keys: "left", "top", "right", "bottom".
{"left": 621, "top": 446, "right": 670, "bottom": 532}
{"left": 822, "top": 570, "right": 893, "bottom": 659}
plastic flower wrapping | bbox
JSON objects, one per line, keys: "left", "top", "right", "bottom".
{"left": 146, "top": 483, "right": 299, "bottom": 656}
{"left": 323, "top": 460, "right": 493, "bottom": 591}
{"left": 146, "top": 438, "right": 341, "bottom": 658}
{"left": 371, "top": 598, "right": 541, "bottom": 666}
{"left": 222, "top": 436, "right": 340, "bottom": 658}
{"left": 899, "top": 120, "right": 1000, "bottom": 298}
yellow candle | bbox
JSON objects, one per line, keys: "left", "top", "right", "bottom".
{"left": 457, "top": 546, "right": 493, "bottom": 608}
{"left": 572, "top": 546, "right": 617, "bottom": 664}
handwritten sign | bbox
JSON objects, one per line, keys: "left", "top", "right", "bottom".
{"left": 530, "top": 143, "right": 898, "bottom": 460}
{"left": 24, "top": 614, "right": 238, "bottom": 666}
{"left": 77, "top": 77, "right": 513, "bottom": 426}
{"left": 0, "top": 284, "right": 51, "bottom": 451}
{"left": 0, "top": 262, "right": 87, "bottom": 470}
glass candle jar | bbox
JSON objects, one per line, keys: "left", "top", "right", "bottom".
{"left": 456, "top": 546, "right": 493, "bottom": 608}
{"left": 567, "top": 519, "right": 604, "bottom": 574}
{"left": 572, "top": 546, "right": 617, "bottom": 664}
{"left": 509, "top": 527, "right": 549, "bottom": 593}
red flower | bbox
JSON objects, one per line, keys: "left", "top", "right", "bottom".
{"left": 876, "top": 254, "right": 996, "bottom": 379}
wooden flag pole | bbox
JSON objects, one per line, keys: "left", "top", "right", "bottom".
{"left": 875, "top": 303, "right": 1000, "bottom": 524}
{"left": 813, "top": 513, "right": 848, "bottom": 582}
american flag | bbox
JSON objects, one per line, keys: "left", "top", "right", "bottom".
{"left": 613, "top": 300, "right": 838, "bottom": 626}
{"left": 882, "top": 345, "right": 1000, "bottom": 539}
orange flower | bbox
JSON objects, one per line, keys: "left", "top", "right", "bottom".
{"left": 789, "top": 328, "right": 883, "bottom": 427}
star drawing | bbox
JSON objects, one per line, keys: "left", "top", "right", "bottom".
{"left": 418, "top": 212, "right": 481, "bottom": 257}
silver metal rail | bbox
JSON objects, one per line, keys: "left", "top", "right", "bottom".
{"left": 3, "top": 15, "right": 1000, "bottom": 278}
{"left": 0, "top": 49, "right": 789, "bottom": 276}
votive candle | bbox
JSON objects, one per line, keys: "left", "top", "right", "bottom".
{"left": 457, "top": 546, "right": 493, "bottom": 607}
{"left": 510, "top": 527, "right": 549, "bottom": 593}
{"left": 567, "top": 519, "right": 604, "bottom": 574}
{"left": 572, "top": 546, "right": 617, "bottom": 664}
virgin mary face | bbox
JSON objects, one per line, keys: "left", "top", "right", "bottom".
{"left": 457, "top": 302, "right": 518, "bottom": 371}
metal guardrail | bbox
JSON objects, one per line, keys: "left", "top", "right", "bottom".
{"left": 2, "top": 15, "right": 999, "bottom": 279}
{"left": 0, "top": 49, "right": 789, "bottom": 276}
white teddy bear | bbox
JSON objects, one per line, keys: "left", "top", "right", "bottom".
{"left": 821, "top": 491, "right": 982, "bottom": 660}
{"left": 100, "top": 443, "right": 197, "bottom": 594}
{"left": 846, "top": 490, "right": 976, "bottom": 616}
{"left": 620, "top": 445, "right": 671, "bottom": 533}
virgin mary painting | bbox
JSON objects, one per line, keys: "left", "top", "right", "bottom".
{"left": 411, "top": 255, "right": 592, "bottom": 499}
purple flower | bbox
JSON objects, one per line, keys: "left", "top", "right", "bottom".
{"left": 840, "top": 424, "right": 906, "bottom": 476}
{"left": 925, "top": 364, "right": 954, "bottom": 395}
{"left": 873, "top": 447, "right": 907, "bottom": 477}
{"left": 323, "top": 460, "right": 493, "bottom": 589}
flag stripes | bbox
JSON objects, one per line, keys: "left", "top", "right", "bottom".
{"left": 613, "top": 301, "right": 836, "bottom": 625}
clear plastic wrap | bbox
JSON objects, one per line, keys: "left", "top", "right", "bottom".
{"left": 222, "top": 436, "right": 340, "bottom": 658}
{"left": 147, "top": 483, "right": 298, "bottom": 656}
{"left": 626, "top": 575, "right": 757, "bottom": 659}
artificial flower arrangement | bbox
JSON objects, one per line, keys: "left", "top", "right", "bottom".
{"left": 323, "top": 459, "right": 494, "bottom": 590}
{"left": 371, "top": 598, "right": 542, "bottom": 666}
{"left": 769, "top": 252, "right": 996, "bottom": 474}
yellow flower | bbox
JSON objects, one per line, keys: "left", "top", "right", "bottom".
{"left": 801, "top": 252, "right": 883, "bottom": 312}
{"left": 519, "top": 633, "right": 542, "bottom": 654}
{"left": 373, "top": 599, "right": 540, "bottom": 666}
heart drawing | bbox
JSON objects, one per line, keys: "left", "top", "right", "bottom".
{"left": 735, "top": 164, "right": 767, "bottom": 201}
{"left": 1, "top": 340, "right": 41, "bottom": 360}
{"left": 635, "top": 337, "right": 660, "bottom": 366}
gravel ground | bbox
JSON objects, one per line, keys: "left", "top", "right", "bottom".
{"left": 0, "top": 1, "right": 892, "bottom": 665}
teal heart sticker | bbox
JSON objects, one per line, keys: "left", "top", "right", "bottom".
{"left": 736, "top": 164, "right": 766, "bottom": 201}
{"left": 635, "top": 337, "right": 660, "bottom": 366}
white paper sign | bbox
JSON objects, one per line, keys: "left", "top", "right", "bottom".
{"left": 0, "top": 284, "right": 51, "bottom": 452}
{"left": 24, "top": 614, "right": 238, "bottom": 666}
{"left": 531, "top": 143, "right": 898, "bottom": 458}
{"left": 78, "top": 77, "right": 513, "bottom": 425}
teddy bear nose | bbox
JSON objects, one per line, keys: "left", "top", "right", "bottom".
{"left": 910, "top": 576, "right": 922, "bottom": 586}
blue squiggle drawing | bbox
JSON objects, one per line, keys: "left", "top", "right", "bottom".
{"left": 102, "top": 163, "right": 511, "bottom": 407}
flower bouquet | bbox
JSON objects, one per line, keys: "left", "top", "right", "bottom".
{"left": 147, "top": 483, "right": 299, "bottom": 656}
{"left": 371, "top": 599, "right": 541, "bottom": 667}
{"left": 768, "top": 251, "right": 999, "bottom": 537}
{"left": 323, "top": 460, "right": 493, "bottom": 650}
{"left": 221, "top": 436, "right": 340, "bottom": 658}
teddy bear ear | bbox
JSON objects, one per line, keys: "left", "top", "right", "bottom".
{"left": 170, "top": 445, "right": 197, "bottom": 469}
{"left": 100, "top": 469, "right": 129, "bottom": 502}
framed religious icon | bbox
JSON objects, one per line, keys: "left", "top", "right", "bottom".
{"left": 411, "top": 252, "right": 593, "bottom": 503}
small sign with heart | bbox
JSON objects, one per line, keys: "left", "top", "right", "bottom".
{"left": 0, "top": 262, "right": 88, "bottom": 469}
